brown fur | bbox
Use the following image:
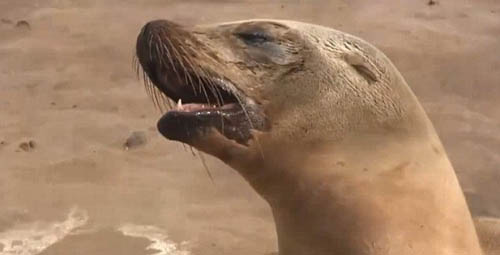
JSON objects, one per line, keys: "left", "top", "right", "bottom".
{"left": 142, "top": 19, "right": 497, "bottom": 255}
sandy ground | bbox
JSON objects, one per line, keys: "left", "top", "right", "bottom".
{"left": 0, "top": 0, "right": 499, "bottom": 254}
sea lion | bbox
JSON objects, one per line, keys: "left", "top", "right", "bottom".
{"left": 135, "top": 19, "right": 494, "bottom": 254}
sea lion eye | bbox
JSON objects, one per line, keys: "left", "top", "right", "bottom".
{"left": 236, "top": 31, "right": 271, "bottom": 45}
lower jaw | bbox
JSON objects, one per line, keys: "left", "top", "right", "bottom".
{"left": 157, "top": 106, "right": 252, "bottom": 145}
{"left": 156, "top": 97, "right": 268, "bottom": 145}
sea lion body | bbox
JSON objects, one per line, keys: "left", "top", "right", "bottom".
{"left": 136, "top": 19, "right": 489, "bottom": 255}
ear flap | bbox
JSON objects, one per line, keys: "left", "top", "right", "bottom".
{"left": 344, "top": 52, "right": 378, "bottom": 84}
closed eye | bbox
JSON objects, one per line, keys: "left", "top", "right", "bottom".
{"left": 236, "top": 31, "right": 272, "bottom": 45}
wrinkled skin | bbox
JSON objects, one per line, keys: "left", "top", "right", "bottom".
{"left": 136, "top": 19, "right": 495, "bottom": 255}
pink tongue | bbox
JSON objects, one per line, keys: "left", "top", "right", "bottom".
{"left": 175, "top": 103, "right": 238, "bottom": 112}
{"left": 220, "top": 103, "right": 238, "bottom": 109}
{"left": 177, "top": 103, "right": 213, "bottom": 112}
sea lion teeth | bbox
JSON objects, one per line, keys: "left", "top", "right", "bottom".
{"left": 177, "top": 99, "right": 183, "bottom": 110}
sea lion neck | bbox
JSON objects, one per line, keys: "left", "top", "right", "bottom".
{"left": 245, "top": 127, "right": 435, "bottom": 198}
{"left": 241, "top": 131, "right": 483, "bottom": 255}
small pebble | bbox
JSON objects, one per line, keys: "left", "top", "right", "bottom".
{"left": 11, "top": 240, "right": 23, "bottom": 247}
{"left": 15, "top": 20, "right": 31, "bottom": 30}
{"left": 19, "top": 140, "right": 36, "bottom": 152}
{"left": 1, "top": 18, "right": 12, "bottom": 25}
{"left": 124, "top": 131, "right": 147, "bottom": 150}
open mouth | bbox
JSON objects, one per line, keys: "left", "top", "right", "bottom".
{"left": 153, "top": 73, "right": 260, "bottom": 145}
{"left": 135, "top": 20, "right": 267, "bottom": 146}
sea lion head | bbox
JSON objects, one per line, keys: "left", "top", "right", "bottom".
{"left": 135, "top": 19, "right": 483, "bottom": 255}
{"left": 135, "top": 18, "right": 431, "bottom": 187}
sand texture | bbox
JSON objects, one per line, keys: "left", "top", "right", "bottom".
{"left": 0, "top": 0, "right": 499, "bottom": 254}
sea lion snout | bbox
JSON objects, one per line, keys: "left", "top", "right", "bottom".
{"left": 141, "top": 19, "right": 177, "bottom": 33}
{"left": 136, "top": 19, "right": 194, "bottom": 80}
{"left": 136, "top": 19, "right": 269, "bottom": 148}
{"left": 138, "top": 19, "right": 185, "bottom": 43}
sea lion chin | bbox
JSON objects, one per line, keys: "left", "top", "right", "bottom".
{"left": 135, "top": 19, "right": 487, "bottom": 255}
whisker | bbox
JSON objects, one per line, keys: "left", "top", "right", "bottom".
{"left": 141, "top": 71, "right": 150, "bottom": 96}
{"left": 198, "top": 151, "right": 215, "bottom": 184}
{"left": 143, "top": 75, "right": 152, "bottom": 99}
{"left": 145, "top": 74, "right": 165, "bottom": 112}
{"left": 190, "top": 66, "right": 220, "bottom": 106}
{"left": 206, "top": 79, "right": 223, "bottom": 107}
{"left": 188, "top": 146, "right": 197, "bottom": 157}
{"left": 132, "top": 55, "right": 138, "bottom": 76}
{"left": 145, "top": 76, "right": 159, "bottom": 110}
{"left": 180, "top": 143, "right": 187, "bottom": 152}
{"left": 190, "top": 63, "right": 223, "bottom": 107}
{"left": 153, "top": 42, "right": 163, "bottom": 68}
{"left": 160, "top": 34, "right": 176, "bottom": 75}
{"left": 197, "top": 60, "right": 226, "bottom": 108}
{"left": 212, "top": 72, "right": 227, "bottom": 106}
{"left": 235, "top": 95, "right": 265, "bottom": 159}
{"left": 177, "top": 47, "right": 198, "bottom": 97}
{"left": 164, "top": 34, "right": 186, "bottom": 85}
{"left": 211, "top": 73, "right": 228, "bottom": 135}
{"left": 178, "top": 49, "right": 204, "bottom": 98}
{"left": 164, "top": 94, "right": 173, "bottom": 111}
{"left": 171, "top": 46, "right": 192, "bottom": 94}
{"left": 148, "top": 33, "right": 154, "bottom": 63}
{"left": 154, "top": 88, "right": 164, "bottom": 112}
{"left": 134, "top": 59, "right": 141, "bottom": 79}
{"left": 184, "top": 60, "right": 213, "bottom": 106}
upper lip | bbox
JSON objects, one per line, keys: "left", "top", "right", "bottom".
{"left": 136, "top": 36, "right": 242, "bottom": 110}
{"left": 134, "top": 20, "right": 241, "bottom": 110}
{"left": 148, "top": 66, "right": 244, "bottom": 112}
